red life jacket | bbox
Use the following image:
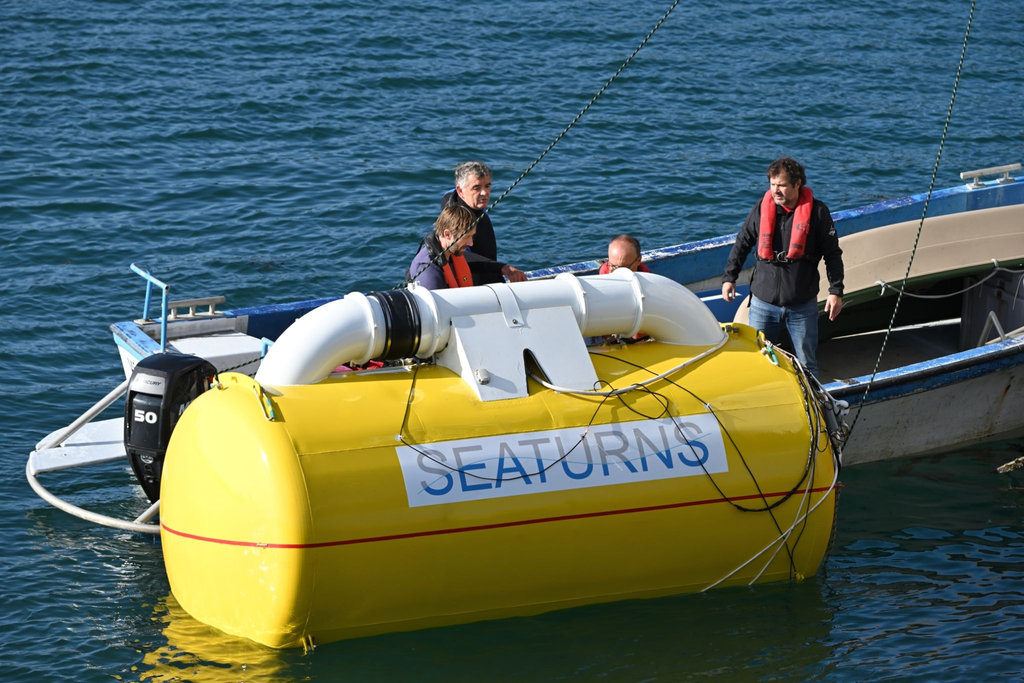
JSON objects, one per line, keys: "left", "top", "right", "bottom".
{"left": 598, "top": 261, "right": 651, "bottom": 274}
{"left": 757, "top": 186, "right": 813, "bottom": 261}
{"left": 441, "top": 253, "right": 474, "bottom": 288}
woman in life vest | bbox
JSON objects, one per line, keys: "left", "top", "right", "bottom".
{"left": 407, "top": 204, "right": 478, "bottom": 290}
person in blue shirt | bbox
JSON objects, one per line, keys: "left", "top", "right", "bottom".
{"left": 407, "top": 205, "right": 478, "bottom": 290}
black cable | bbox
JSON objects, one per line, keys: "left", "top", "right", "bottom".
{"left": 592, "top": 350, "right": 818, "bottom": 515}
{"left": 590, "top": 347, "right": 837, "bottom": 576}
{"left": 842, "top": 0, "right": 977, "bottom": 445}
{"left": 397, "top": 371, "right": 616, "bottom": 482}
{"left": 393, "top": 340, "right": 839, "bottom": 579}
{"left": 402, "top": 0, "right": 682, "bottom": 288}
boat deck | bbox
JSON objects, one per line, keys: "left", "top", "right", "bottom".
{"left": 817, "top": 320, "right": 961, "bottom": 384}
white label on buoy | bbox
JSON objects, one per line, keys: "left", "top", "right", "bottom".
{"left": 396, "top": 415, "right": 727, "bottom": 507}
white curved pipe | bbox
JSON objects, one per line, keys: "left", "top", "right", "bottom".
{"left": 254, "top": 292, "right": 385, "bottom": 388}
{"left": 255, "top": 271, "right": 724, "bottom": 388}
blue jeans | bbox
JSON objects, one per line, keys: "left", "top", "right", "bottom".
{"left": 748, "top": 295, "right": 820, "bottom": 377}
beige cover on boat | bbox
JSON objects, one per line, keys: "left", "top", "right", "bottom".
{"left": 734, "top": 203, "right": 1024, "bottom": 323}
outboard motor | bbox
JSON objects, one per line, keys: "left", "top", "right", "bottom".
{"left": 124, "top": 353, "right": 217, "bottom": 502}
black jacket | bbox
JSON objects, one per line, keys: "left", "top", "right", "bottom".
{"left": 723, "top": 196, "right": 844, "bottom": 306}
{"left": 441, "top": 190, "right": 506, "bottom": 285}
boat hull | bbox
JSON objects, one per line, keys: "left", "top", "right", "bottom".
{"left": 160, "top": 326, "right": 838, "bottom": 647}
{"left": 528, "top": 175, "right": 1024, "bottom": 465}
{"left": 99, "top": 171, "right": 1024, "bottom": 473}
{"left": 830, "top": 335, "right": 1024, "bottom": 464}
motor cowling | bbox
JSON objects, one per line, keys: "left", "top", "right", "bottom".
{"left": 124, "top": 353, "right": 216, "bottom": 502}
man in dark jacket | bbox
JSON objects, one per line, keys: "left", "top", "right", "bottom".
{"left": 441, "top": 161, "right": 526, "bottom": 285}
{"left": 721, "top": 157, "right": 844, "bottom": 378}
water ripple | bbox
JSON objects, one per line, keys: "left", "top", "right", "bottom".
{"left": 3, "top": 0, "right": 1024, "bottom": 679}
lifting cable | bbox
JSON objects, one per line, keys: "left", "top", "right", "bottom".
{"left": 841, "top": 0, "right": 977, "bottom": 445}
{"left": 404, "top": 0, "right": 682, "bottom": 287}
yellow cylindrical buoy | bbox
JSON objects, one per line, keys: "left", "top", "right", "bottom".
{"left": 160, "top": 274, "right": 839, "bottom": 647}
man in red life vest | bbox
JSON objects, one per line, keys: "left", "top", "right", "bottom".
{"left": 407, "top": 204, "right": 478, "bottom": 290}
{"left": 598, "top": 234, "right": 651, "bottom": 275}
{"left": 597, "top": 234, "right": 651, "bottom": 342}
{"left": 721, "top": 157, "right": 844, "bottom": 378}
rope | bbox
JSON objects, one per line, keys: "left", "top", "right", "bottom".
{"left": 403, "top": 0, "right": 682, "bottom": 287}
{"left": 873, "top": 261, "right": 1024, "bottom": 300}
{"left": 214, "top": 355, "right": 263, "bottom": 378}
{"left": 841, "top": 0, "right": 976, "bottom": 445}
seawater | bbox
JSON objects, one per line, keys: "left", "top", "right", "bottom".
{"left": 2, "top": 1, "right": 1023, "bottom": 680}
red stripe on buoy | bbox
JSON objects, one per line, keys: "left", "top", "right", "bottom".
{"left": 160, "top": 485, "right": 836, "bottom": 549}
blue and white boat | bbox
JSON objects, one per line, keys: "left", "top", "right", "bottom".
{"left": 535, "top": 162, "right": 1024, "bottom": 465}
{"left": 28, "top": 163, "right": 1024, "bottom": 535}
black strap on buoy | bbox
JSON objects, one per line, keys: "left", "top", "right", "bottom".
{"left": 368, "top": 290, "right": 421, "bottom": 360}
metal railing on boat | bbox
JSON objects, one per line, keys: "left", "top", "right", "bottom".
{"left": 960, "top": 162, "right": 1020, "bottom": 189}
{"left": 26, "top": 379, "right": 161, "bottom": 535}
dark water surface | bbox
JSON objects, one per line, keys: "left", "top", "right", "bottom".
{"left": 2, "top": 1, "right": 1023, "bottom": 680}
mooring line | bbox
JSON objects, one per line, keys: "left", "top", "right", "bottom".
{"left": 842, "top": 0, "right": 976, "bottom": 444}
{"left": 404, "top": 0, "right": 682, "bottom": 287}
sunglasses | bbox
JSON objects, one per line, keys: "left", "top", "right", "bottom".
{"left": 607, "top": 255, "right": 640, "bottom": 272}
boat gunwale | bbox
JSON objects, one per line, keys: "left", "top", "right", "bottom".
{"left": 823, "top": 332, "right": 1024, "bottom": 402}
